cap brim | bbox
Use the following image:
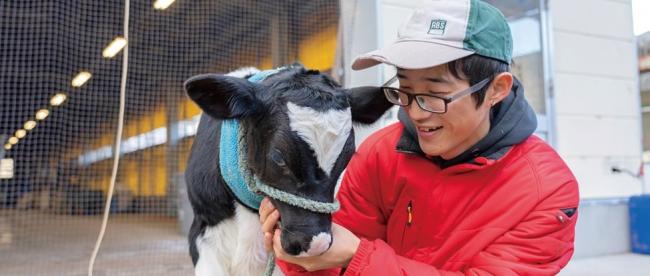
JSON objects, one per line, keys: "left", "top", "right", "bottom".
{"left": 352, "top": 40, "right": 474, "bottom": 71}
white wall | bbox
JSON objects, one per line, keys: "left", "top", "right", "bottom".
{"left": 550, "top": 0, "right": 644, "bottom": 198}
{"left": 340, "top": 0, "right": 396, "bottom": 146}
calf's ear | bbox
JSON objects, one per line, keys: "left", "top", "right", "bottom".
{"left": 347, "top": 86, "right": 393, "bottom": 124}
{"left": 183, "top": 74, "right": 262, "bottom": 119}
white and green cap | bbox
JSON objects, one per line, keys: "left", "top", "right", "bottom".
{"left": 352, "top": 0, "right": 512, "bottom": 70}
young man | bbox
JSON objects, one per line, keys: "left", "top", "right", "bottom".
{"left": 260, "top": 0, "right": 579, "bottom": 275}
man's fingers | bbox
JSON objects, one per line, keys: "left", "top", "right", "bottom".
{"left": 260, "top": 197, "right": 280, "bottom": 253}
{"left": 261, "top": 210, "right": 280, "bottom": 233}
{"left": 260, "top": 197, "right": 268, "bottom": 210}
{"left": 264, "top": 232, "right": 273, "bottom": 252}
{"left": 272, "top": 228, "right": 285, "bottom": 259}
{"left": 258, "top": 197, "right": 276, "bottom": 223}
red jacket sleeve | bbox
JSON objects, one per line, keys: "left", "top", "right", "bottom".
{"left": 276, "top": 261, "right": 341, "bottom": 276}
{"left": 343, "top": 179, "right": 579, "bottom": 276}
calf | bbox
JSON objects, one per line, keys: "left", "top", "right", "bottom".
{"left": 183, "top": 65, "right": 392, "bottom": 275}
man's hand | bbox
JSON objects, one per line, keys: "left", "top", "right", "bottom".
{"left": 258, "top": 197, "right": 361, "bottom": 272}
{"left": 259, "top": 197, "right": 281, "bottom": 252}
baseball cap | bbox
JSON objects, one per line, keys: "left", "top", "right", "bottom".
{"left": 352, "top": 0, "right": 512, "bottom": 70}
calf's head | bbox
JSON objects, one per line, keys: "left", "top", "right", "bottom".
{"left": 184, "top": 65, "right": 391, "bottom": 256}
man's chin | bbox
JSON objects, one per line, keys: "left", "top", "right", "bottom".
{"left": 419, "top": 144, "right": 445, "bottom": 158}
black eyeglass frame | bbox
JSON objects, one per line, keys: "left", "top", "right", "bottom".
{"left": 380, "top": 76, "right": 492, "bottom": 114}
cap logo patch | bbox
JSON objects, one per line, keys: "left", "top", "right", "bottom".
{"left": 428, "top": 19, "right": 447, "bottom": 35}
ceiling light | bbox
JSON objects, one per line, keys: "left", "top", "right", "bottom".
{"left": 36, "top": 109, "right": 49, "bottom": 120}
{"left": 50, "top": 93, "right": 67, "bottom": 106}
{"left": 72, "top": 71, "right": 92, "bottom": 87}
{"left": 102, "top": 37, "right": 127, "bottom": 58}
{"left": 15, "top": 129, "right": 26, "bottom": 139}
{"left": 3, "top": 144, "right": 10, "bottom": 150}
{"left": 154, "top": 0, "right": 175, "bottom": 10}
{"left": 24, "top": 120, "right": 37, "bottom": 131}
{"left": 8, "top": 137, "right": 18, "bottom": 145}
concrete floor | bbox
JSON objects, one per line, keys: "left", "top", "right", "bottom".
{"left": 0, "top": 210, "right": 193, "bottom": 276}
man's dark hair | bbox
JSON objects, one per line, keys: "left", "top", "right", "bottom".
{"left": 447, "top": 54, "right": 510, "bottom": 108}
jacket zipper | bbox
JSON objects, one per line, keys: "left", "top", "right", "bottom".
{"left": 407, "top": 200, "right": 413, "bottom": 226}
{"left": 401, "top": 200, "right": 412, "bottom": 249}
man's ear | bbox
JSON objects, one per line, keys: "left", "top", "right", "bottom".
{"left": 347, "top": 86, "right": 393, "bottom": 124}
{"left": 487, "top": 72, "right": 513, "bottom": 106}
{"left": 183, "top": 74, "right": 262, "bottom": 119}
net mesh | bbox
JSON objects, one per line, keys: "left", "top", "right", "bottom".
{"left": 0, "top": 1, "right": 340, "bottom": 275}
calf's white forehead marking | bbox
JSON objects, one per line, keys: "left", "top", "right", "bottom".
{"left": 226, "top": 67, "right": 260, "bottom": 78}
{"left": 286, "top": 102, "right": 352, "bottom": 176}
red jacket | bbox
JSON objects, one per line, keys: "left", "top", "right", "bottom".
{"left": 279, "top": 122, "right": 579, "bottom": 275}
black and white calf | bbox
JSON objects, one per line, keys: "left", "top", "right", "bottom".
{"left": 183, "top": 65, "right": 392, "bottom": 275}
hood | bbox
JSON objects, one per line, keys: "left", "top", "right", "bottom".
{"left": 396, "top": 77, "right": 537, "bottom": 169}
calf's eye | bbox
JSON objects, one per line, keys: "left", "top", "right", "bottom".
{"left": 270, "top": 150, "right": 287, "bottom": 167}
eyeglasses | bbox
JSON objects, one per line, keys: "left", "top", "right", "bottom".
{"left": 381, "top": 76, "right": 492, "bottom": 114}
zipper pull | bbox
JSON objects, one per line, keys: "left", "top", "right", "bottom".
{"left": 407, "top": 200, "right": 413, "bottom": 226}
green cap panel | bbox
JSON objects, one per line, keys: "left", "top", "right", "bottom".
{"left": 464, "top": 0, "right": 513, "bottom": 64}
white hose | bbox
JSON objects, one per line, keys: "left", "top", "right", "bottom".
{"left": 87, "top": 0, "right": 129, "bottom": 274}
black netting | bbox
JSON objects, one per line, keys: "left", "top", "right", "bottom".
{"left": 0, "top": 1, "right": 340, "bottom": 274}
